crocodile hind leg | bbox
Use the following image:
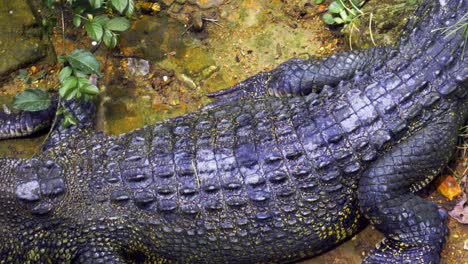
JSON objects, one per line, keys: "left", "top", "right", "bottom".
{"left": 205, "top": 47, "right": 392, "bottom": 108}
{"left": 358, "top": 111, "right": 463, "bottom": 263}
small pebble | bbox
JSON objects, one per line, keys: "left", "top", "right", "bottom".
{"left": 180, "top": 74, "right": 197, "bottom": 89}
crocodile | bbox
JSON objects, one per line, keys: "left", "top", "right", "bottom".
{"left": 0, "top": 0, "right": 467, "bottom": 263}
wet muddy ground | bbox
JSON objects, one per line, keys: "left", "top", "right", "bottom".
{"left": 0, "top": 0, "right": 466, "bottom": 262}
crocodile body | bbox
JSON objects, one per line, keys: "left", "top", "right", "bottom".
{"left": 0, "top": 0, "right": 467, "bottom": 263}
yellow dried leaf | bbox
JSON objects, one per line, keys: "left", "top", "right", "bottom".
{"left": 435, "top": 175, "right": 462, "bottom": 201}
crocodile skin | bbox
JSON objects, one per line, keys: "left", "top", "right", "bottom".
{"left": 0, "top": 0, "right": 467, "bottom": 263}
{"left": 206, "top": 46, "right": 393, "bottom": 107}
{"left": 0, "top": 102, "right": 56, "bottom": 139}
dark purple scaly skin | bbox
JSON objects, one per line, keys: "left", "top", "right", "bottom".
{"left": 205, "top": 46, "right": 393, "bottom": 107}
{"left": 0, "top": 0, "right": 467, "bottom": 263}
{"left": 0, "top": 102, "right": 56, "bottom": 139}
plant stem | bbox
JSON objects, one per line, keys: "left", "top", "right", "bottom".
{"left": 337, "top": 0, "right": 356, "bottom": 17}
{"left": 369, "top": 12, "right": 376, "bottom": 46}
{"left": 348, "top": 0, "right": 363, "bottom": 15}
{"left": 61, "top": 6, "right": 66, "bottom": 53}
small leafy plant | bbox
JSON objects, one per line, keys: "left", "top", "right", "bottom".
{"left": 319, "top": 0, "right": 365, "bottom": 26}
{"left": 318, "top": 0, "right": 418, "bottom": 49}
{"left": 43, "top": 0, "right": 134, "bottom": 44}
{"left": 73, "top": 0, "right": 133, "bottom": 48}
{"left": 12, "top": 0, "right": 134, "bottom": 127}
{"left": 13, "top": 49, "right": 101, "bottom": 126}
{"left": 58, "top": 49, "right": 101, "bottom": 101}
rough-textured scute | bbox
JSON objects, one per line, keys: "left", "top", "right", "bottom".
{"left": 0, "top": 0, "right": 467, "bottom": 263}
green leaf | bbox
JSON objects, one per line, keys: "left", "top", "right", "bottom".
{"left": 103, "top": 29, "right": 117, "bottom": 48}
{"left": 77, "top": 77, "right": 92, "bottom": 86}
{"left": 58, "top": 55, "right": 67, "bottom": 64}
{"left": 77, "top": 77, "right": 92, "bottom": 98}
{"left": 58, "top": 108, "right": 79, "bottom": 127}
{"left": 315, "top": 0, "right": 324, "bottom": 4}
{"left": 111, "top": 0, "right": 128, "bottom": 14}
{"left": 13, "top": 88, "right": 51, "bottom": 111}
{"left": 328, "top": 2, "right": 343, "bottom": 13}
{"left": 89, "top": 0, "right": 102, "bottom": 8}
{"left": 63, "top": 114, "right": 79, "bottom": 127}
{"left": 73, "top": 15, "right": 82, "bottom": 27}
{"left": 80, "top": 84, "right": 100, "bottom": 96}
{"left": 322, "top": 13, "right": 336, "bottom": 25}
{"left": 74, "top": 6, "right": 86, "bottom": 15}
{"left": 63, "top": 87, "right": 79, "bottom": 101}
{"left": 339, "top": 9, "right": 349, "bottom": 21}
{"left": 43, "top": 0, "right": 54, "bottom": 8}
{"left": 56, "top": 107, "right": 65, "bottom": 115}
{"left": 59, "top": 76, "right": 78, "bottom": 99}
{"left": 62, "top": 49, "right": 102, "bottom": 77}
{"left": 73, "top": 70, "right": 88, "bottom": 78}
{"left": 93, "top": 15, "right": 110, "bottom": 25}
{"left": 335, "top": 0, "right": 345, "bottom": 8}
{"left": 125, "top": 0, "right": 135, "bottom": 17}
{"left": 84, "top": 20, "right": 104, "bottom": 41}
{"left": 105, "top": 17, "right": 130, "bottom": 32}
{"left": 58, "top": 66, "right": 73, "bottom": 83}
{"left": 334, "top": 17, "right": 345, "bottom": 24}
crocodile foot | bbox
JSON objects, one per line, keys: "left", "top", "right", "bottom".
{"left": 363, "top": 238, "right": 445, "bottom": 264}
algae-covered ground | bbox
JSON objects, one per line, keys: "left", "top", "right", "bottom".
{"left": 0, "top": 0, "right": 466, "bottom": 262}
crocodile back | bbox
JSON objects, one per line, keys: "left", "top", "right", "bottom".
{"left": 58, "top": 92, "right": 362, "bottom": 262}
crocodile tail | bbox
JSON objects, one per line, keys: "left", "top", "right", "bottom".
{"left": 0, "top": 101, "right": 57, "bottom": 139}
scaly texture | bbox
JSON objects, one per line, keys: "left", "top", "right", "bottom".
{"left": 0, "top": 102, "right": 56, "bottom": 139}
{"left": 0, "top": 0, "right": 467, "bottom": 263}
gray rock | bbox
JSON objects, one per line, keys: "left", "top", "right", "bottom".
{"left": 0, "top": 0, "right": 52, "bottom": 76}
